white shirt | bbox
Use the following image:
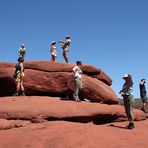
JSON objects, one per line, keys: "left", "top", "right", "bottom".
{"left": 73, "top": 66, "right": 82, "bottom": 79}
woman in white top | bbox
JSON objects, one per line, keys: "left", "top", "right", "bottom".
{"left": 50, "top": 41, "right": 57, "bottom": 61}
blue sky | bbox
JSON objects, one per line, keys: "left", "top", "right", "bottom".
{"left": 0, "top": 0, "right": 148, "bottom": 98}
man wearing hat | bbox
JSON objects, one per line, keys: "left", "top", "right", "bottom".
{"left": 13, "top": 57, "right": 25, "bottom": 96}
{"left": 119, "top": 73, "right": 135, "bottom": 129}
{"left": 59, "top": 35, "right": 71, "bottom": 63}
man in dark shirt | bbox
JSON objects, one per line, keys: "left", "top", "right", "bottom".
{"left": 139, "top": 79, "right": 148, "bottom": 112}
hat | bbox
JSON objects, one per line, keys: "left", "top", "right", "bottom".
{"left": 21, "top": 44, "right": 25, "bottom": 46}
{"left": 122, "top": 73, "right": 129, "bottom": 79}
{"left": 51, "top": 41, "right": 56, "bottom": 45}
{"left": 66, "top": 35, "right": 70, "bottom": 39}
{"left": 141, "top": 79, "right": 146, "bottom": 83}
{"left": 76, "top": 60, "right": 82, "bottom": 65}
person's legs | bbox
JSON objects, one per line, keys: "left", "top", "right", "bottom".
{"left": 13, "top": 73, "right": 21, "bottom": 96}
{"left": 63, "top": 52, "right": 68, "bottom": 63}
{"left": 13, "top": 82, "right": 20, "bottom": 96}
{"left": 51, "top": 55, "right": 54, "bottom": 61}
{"left": 141, "top": 96, "right": 147, "bottom": 112}
{"left": 123, "top": 95, "right": 135, "bottom": 129}
{"left": 19, "top": 73, "right": 25, "bottom": 96}
{"left": 73, "top": 78, "right": 81, "bottom": 102}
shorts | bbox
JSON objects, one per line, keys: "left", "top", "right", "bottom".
{"left": 63, "top": 48, "right": 69, "bottom": 54}
{"left": 16, "top": 72, "right": 25, "bottom": 82}
{"left": 51, "top": 52, "right": 57, "bottom": 57}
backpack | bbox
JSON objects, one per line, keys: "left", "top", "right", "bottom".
{"left": 13, "top": 63, "right": 21, "bottom": 79}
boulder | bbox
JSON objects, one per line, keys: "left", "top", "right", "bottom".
{"left": 0, "top": 96, "right": 146, "bottom": 123}
{"left": 24, "top": 61, "right": 112, "bottom": 85}
{"left": 0, "top": 61, "right": 118, "bottom": 104}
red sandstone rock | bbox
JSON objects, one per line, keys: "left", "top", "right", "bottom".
{"left": 0, "top": 61, "right": 112, "bottom": 85}
{"left": 0, "top": 119, "right": 147, "bottom": 148}
{"left": 0, "top": 96, "right": 146, "bottom": 122}
{"left": 0, "top": 61, "right": 118, "bottom": 104}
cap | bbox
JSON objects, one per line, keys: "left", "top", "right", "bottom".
{"left": 51, "top": 41, "right": 56, "bottom": 45}
{"left": 21, "top": 44, "right": 25, "bottom": 46}
{"left": 66, "top": 35, "right": 70, "bottom": 39}
{"left": 76, "top": 60, "right": 82, "bottom": 65}
{"left": 141, "top": 79, "right": 146, "bottom": 82}
{"left": 122, "top": 73, "right": 129, "bottom": 79}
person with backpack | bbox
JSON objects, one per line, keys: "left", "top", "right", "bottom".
{"left": 18, "top": 44, "right": 26, "bottom": 60}
{"left": 119, "top": 73, "right": 135, "bottom": 129}
{"left": 13, "top": 57, "right": 25, "bottom": 96}
{"left": 50, "top": 41, "right": 57, "bottom": 61}
{"left": 59, "top": 35, "right": 71, "bottom": 63}
{"left": 73, "top": 61, "right": 83, "bottom": 102}
{"left": 139, "top": 79, "right": 148, "bottom": 112}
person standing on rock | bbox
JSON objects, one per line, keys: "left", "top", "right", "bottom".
{"left": 50, "top": 41, "right": 57, "bottom": 61}
{"left": 18, "top": 44, "right": 26, "bottom": 60}
{"left": 119, "top": 73, "right": 135, "bottom": 129}
{"left": 73, "top": 61, "right": 83, "bottom": 102}
{"left": 139, "top": 79, "right": 148, "bottom": 112}
{"left": 13, "top": 57, "right": 25, "bottom": 96}
{"left": 59, "top": 35, "right": 71, "bottom": 63}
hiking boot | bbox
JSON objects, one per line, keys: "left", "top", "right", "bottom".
{"left": 74, "top": 98, "right": 81, "bottom": 102}
{"left": 21, "top": 92, "right": 25, "bottom": 96}
{"left": 13, "top": 92, "right": 19, "bottom": 96}
{"left": 141, "top": 107, "right": 146, "bottom": 113}
{"left": 127, "top": 123, "right": 135, "bottom": 129}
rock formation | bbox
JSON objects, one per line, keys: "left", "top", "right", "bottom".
{"left": 0, "top": 61, "right": 118, "bottom": 104}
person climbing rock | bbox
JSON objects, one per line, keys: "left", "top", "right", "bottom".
{"left": 13, "top": 57, "right": 25, "bottom": 96}
{"left": 59, "top": 35, "right": 71, "bottom": 63}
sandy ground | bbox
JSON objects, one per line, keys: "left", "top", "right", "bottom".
{"left": 0, "top": 119, "right": 147, "bottom": 148}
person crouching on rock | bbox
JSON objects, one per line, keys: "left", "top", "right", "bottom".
{"left": 59, "top": 35, "right": 71, "bottom": 63}
{"left": 50, "top": 41, "right": 57, "bottom": 61}
{"left": 119, "top": 73, "right": 135, "bottom": 129}
{"left": 73, "top": 61, "right": 83, "bottom": 102}
{"left": 13, "top": 57, "right": 25, "bottom": 96}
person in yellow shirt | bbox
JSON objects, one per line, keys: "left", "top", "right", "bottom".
{"left": 18, "top": 44, "right": 26, "bottom": 60}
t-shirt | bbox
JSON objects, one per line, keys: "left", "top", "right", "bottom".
{"left": 19, "top": 47, "right": 26, "bottom": 53}
{"left": 139, "top": 83, "right": 147, "bottom": 97}
{"left": 73, "top": 66, "right": 82, "bottom": 79}
{"left": 120, "top": 81, "right": 133, "bottom": 96}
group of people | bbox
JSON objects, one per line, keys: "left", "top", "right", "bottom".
{"left": 12, "top": 37, "right": 147, "bottom": 130}
{"left": 50, "top": 35, "right": 71, "bottom": 63}
{"left": 12, "top": 36, "right": 81, "bottom": 103}
{"left": 119, "top": 74, "right": 147, "bottom": 129}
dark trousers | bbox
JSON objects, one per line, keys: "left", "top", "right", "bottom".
{"left": 123, "top": 94, "right": 134, "bottom": 123}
